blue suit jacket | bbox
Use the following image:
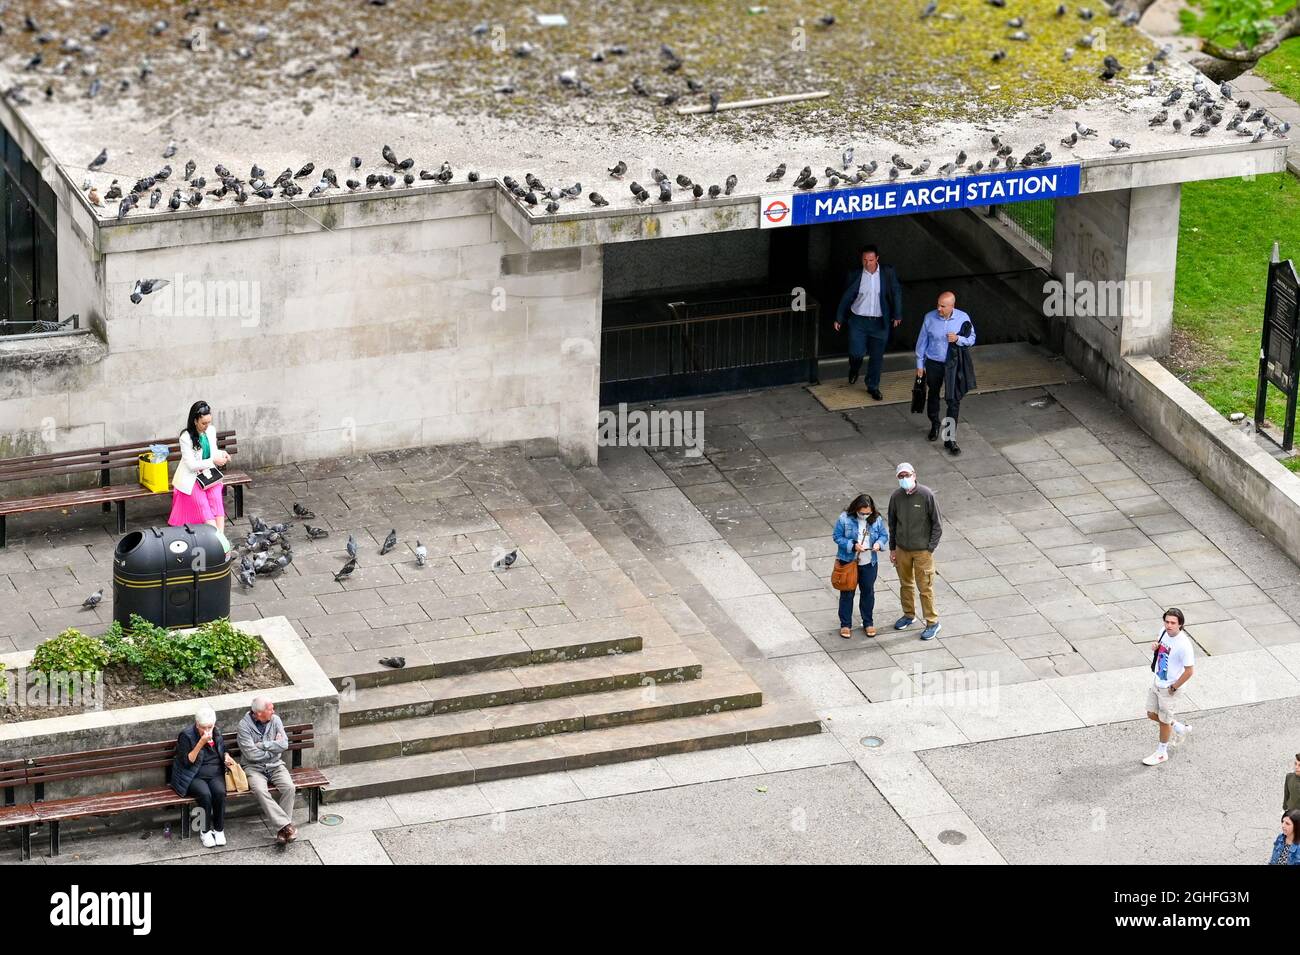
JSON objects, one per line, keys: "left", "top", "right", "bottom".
{"left": 836, "top": 263, "right": 903, "bottom": 335}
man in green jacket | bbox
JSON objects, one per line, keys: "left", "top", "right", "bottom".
{"left": 888, "top": 462, "right": 943, "bottom": 641}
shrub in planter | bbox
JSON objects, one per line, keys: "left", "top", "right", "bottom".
{"left": 30, "top": 628, "right": 111, "bottom": 684}
{"left": 128, "top": 614, "right": 263, "bottom": 690}
{"left": 100, "top": 619, "right": 143, "bottom": 668}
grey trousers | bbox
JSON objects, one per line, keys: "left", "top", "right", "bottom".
{"left": 246, "top": 763, "right": 296, "bottom": 830}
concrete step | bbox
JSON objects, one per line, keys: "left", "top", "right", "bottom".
{"left": 339, "top": 644, "right": 702, "bottom": 727}
{"left": 339, "top": 669, "right": 764, "bottom": 763}
{"left": 319, "top": 619, "right": 644, "bottom": 690}
{"left": 323, "top": 699, "right": 822, "bottom": 801}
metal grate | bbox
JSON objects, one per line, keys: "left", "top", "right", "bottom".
{"left": 993, "top": 198, "right": 1055, "bottom": 254}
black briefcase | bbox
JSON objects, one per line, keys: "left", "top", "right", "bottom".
{"left": 910, "top": 375, "right": 926, "bottom": 414}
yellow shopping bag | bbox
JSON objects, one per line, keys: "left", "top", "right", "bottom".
{"left": 138, "top": 454, "right": 170, "bottom": 493}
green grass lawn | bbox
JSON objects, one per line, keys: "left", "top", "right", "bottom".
{"left": 1253, "top": 36, "right": 1300, "bottom": 102}
{"left": 1173, "top": 172, "right": 1300, "bottom": 468}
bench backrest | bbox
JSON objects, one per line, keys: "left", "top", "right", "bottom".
{"left": 0, "top": 759, "right": 26, "bottom": 804}
{"left": 24, "top": 724, "right": 314, "bottom": 793}
{"left": 0, "top": 431, "right": 239, "bottom": 485}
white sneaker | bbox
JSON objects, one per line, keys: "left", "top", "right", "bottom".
{"left": 200, "top": 830, "right": 217, "bottom": 848}
{"left": 1142, "top": 751, "right": 1168, "bottom": 766}
{"left": 213, "top": 830, "right": 227, "bottom": 846}
{"left": 1171, "top": 725, "right": 1191, "bottom": 746}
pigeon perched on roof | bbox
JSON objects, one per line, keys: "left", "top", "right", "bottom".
{"left": 765, "top": 163, "right": 786, "bottom": 182}
{"left": 724, "top": 174, "right": 738, "bottom": 195}
{"left": 608, "top": 160, "right": 626, "bottom": 178}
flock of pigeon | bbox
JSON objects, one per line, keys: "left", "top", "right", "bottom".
{"left": 77, "top": 504, "right": 521, "bottom": 670}
{"left": 12, "top": 0, "right": 1294, "bottom": 234}
{"left": 84, "top": 144, "right": 481, "bottom": 224}
{"left": 227, "top": 505, "right": 518, "bottom": 592}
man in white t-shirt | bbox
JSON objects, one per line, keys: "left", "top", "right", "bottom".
{"left": 1143, "top": 608, "right": 1196, "bottom": 766}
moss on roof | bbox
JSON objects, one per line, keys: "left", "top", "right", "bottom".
{"left": 1, "top": 0, "right": 1159, "bottom": 145}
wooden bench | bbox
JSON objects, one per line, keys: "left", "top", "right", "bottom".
{"left": 3, "top": 723, "right": 326, "bottom": 860}
{"left": 0, "top": 430, "right": 249, "bottom": 548}
{"left": 0, "top": 758, "right": 37, "bottom": 861}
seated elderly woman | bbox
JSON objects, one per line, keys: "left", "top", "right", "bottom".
{"left": 171, "top": 704, "right": 236, "bottom": 848}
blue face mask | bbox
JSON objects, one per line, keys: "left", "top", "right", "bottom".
{"left": 899, "top": 476, "right": 915, "bottom": 491}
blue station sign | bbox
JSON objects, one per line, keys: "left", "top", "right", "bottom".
{"left": 759, "top": 164, "right": 1081, "bottom": 228}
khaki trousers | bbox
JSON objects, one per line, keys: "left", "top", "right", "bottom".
{"left": 895, "top": 547, "right": 938, "bottom": 625}
{"left": 246, "top": 763, "right": 296, "bottom": 830}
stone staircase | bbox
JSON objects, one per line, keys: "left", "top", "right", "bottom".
{"left": 321, "top": 449, "right": 820, "bottom": 801}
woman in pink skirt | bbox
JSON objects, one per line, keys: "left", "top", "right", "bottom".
{"left": 169, "top": 400, "right": 231, "bottom": 534}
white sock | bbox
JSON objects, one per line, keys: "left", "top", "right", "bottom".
{"left": 1156, "top": 742, "right": 1168, "bottom": 756}
{"left": 1173, "top": 721, "right": 1187, "bottom": 734}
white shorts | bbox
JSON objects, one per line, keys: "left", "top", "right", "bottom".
{"left": 1146, "top": 684, "right": 1178, "bottom": 724}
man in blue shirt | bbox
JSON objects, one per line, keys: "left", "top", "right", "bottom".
{"left": 915, "top": 291, "right": 976, "bottom": 455}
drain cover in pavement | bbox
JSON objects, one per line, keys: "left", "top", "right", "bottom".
{"left": 320, "top": 813, "right": 344, "bottom": 826}
{"left": 860, "top": 735, "right": 884, "bottom": 748}
{"left": 938, "top": 829, "right": 967, "bottom": 845}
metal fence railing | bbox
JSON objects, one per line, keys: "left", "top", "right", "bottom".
{"left": 600, "top": 292, "right": 819, "bottom": 403}
{"left": 0, "top": 312, "right": 81, "bottom": 338}
{"left": 992, "top": 199, "right": 1055, "bottom": 255}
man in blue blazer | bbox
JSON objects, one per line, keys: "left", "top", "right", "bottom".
{"left": 834, "top": 244, "right": 903, "bottom": 400}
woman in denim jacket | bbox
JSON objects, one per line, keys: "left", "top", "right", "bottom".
{"left": 832, "top": 494, "right": 889, "bottom": 640}
{"left": 1269, "top": 810, "right": 1300, "bottom": 864}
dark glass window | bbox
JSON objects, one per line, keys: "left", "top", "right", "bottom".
{"left": 0, "top": 122, "right": 58, "bottom": 334}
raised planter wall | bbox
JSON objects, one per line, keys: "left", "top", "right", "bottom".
{"left": 0, "top": 616, "right": 338, "bottom": 802}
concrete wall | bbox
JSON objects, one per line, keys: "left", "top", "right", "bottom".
{"left": 603, "top": 229, "right": 770, "bottom": 300}
{"left": 0, "top": 191, "right": 603, "bottom": 469}
{"left": 1115, "top": 356, "right": 1300, "bottom": 567}
{"left": 1052, "top": 183, "right": 1181, "bottom": 390}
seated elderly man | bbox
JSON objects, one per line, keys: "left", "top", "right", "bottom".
{"left": 238, "top": 696, "right": 298, "bottom": 844}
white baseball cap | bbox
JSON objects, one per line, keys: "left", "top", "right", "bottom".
{"left": 896, "top": 462, "right": 915, "bottom": 476}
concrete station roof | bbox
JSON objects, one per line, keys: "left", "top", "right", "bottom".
{"left": 0, "top": 0, "right": 1291, "bottom": 250}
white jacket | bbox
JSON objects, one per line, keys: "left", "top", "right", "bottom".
{"left": 172, "top": 425, "right": 221, "bottom": 495}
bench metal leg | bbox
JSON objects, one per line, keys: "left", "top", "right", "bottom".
{"left": 180, "top": 805, "right": 192, "bottom": 839}
{"left": 115, "top": 500, "right": 127, "bottom": 535}
{"left": 234, "top": 484, "right": 245, "bottom": 519}
{"left": 0, "top": 515, "right": 5, "bottom": 550}
{"left": 308, "top": 788, "right": 320, "bottom": 824}
{"left": 20, "top": 824, "right": 30, "bottom": 861}
{"left": 48, "top": 821, "right": 59, "bottom": 857}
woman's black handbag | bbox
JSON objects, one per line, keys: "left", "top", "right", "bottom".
{"left": 910, "top": 375, "right": 926, "bottom": 414}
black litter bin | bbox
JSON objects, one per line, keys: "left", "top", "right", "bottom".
{"left": 113, "top": 525, "right": 231, "bottom": 628}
